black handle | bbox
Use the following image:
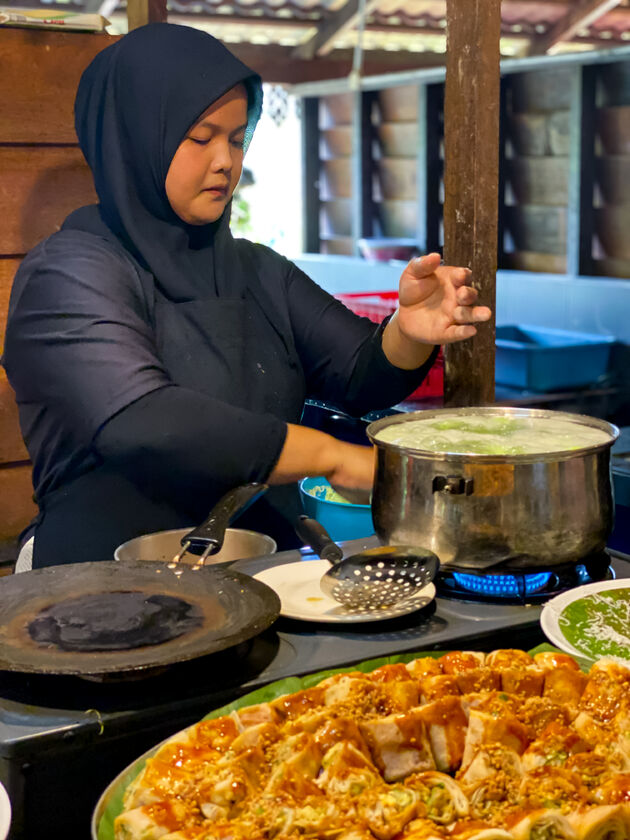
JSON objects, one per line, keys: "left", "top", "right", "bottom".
{"left": 182, "top": 483, "right": 267, "bottom": 555}
{"left": 295, "top": 515, "right": 344, "bottom": 565}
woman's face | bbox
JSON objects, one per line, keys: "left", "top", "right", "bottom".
{"left": 165, "top": 84, "right": 248, "bottom": 225}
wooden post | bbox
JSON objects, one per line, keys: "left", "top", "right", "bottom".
{"left": 350, "top": 91, "right": 375, "bottom": 253}
{"left": 301, "top": 97, "right": 321, "bottom": 253}
{"left": 567, "top": 65, "right": 597, "bottom": 277}
{"left": 127, "top": 0, "right": 167, "bottom": 31}
{"left": 417, "top": 83, "right": 442, "bottom": 255}
{"left": 443, "top": 0, "right": 500, "bottom": 407}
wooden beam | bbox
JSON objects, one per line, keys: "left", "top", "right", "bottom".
{"left": 228, "top": 43, "right": 446, "bottom": 84}
{"left": 127, "top": 0, "right": 167, "bottom": 31}
{"left": 292, "top": 0, "right": 381, "bottom": 59}
{"left": 443, "top": 0, "right": 500, "bottom": 408}
{"left": 529, "top": 0, "right": 622, "bottom": 55}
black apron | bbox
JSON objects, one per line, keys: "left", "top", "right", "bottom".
{"left": 32, "top": 284, "right": 307, "bottom": 568}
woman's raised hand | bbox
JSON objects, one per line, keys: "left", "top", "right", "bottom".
{"left": 396, "top": 252, "right": 492, "bottom": 345}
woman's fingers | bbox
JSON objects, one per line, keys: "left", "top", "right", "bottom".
{"left": 456, "top": 285, "right": 478, "bottom": 305}
{"left": 444, "top": 266, "right": 472, "bottom": 287}
{"left": 453, "top": 305, "right": 493, "bottom": 324}
{"left": 444, "top": 323, "right": 478, "bottom": 341}
{"left": 407, "top": 252, "right": 442, "bottom": 278}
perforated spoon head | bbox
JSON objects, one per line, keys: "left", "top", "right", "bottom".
{"left": 320, "top": 546, "right": 439, "bottom": 610}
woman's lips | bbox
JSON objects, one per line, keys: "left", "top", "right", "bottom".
{"left": 204, "top": 185, "right": 228, "bottom": 196}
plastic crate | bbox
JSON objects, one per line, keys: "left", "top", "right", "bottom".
{"left": 335, "top": 291, "right": 444, "bottom": 399}
{"left": 495, "top": 325, "right": 615, "bottom": 392}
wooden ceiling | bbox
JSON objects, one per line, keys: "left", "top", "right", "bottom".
{"left": 4, "top": 0, "right": 630, "bottom": 81}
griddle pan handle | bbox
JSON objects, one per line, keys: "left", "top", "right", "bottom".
{"left": 295, "top": 514, "right": 344, "bottom": 565}
{"left": 182, "top": 483, "right": 267, "bottom": 554}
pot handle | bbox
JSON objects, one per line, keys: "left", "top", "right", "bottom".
{"left": 295, "top": 515, "right": 344, "bottom": 565}
{"left": 182, "top": 483, "right": 268, "bottom": 555}
{"left": 433, "top": 475, "right": 474, "bottom": 495}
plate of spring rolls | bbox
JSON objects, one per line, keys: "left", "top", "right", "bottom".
{"left": 93, "top": 647, "right": 630, "bottom": 840}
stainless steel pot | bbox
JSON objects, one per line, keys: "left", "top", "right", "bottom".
{"left": 114, "top": 528, "right": 276, "bottom": 566}
{"left": 367, "top": 407, "right": 619, "bottom": 568}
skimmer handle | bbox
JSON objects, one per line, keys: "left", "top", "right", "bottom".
{"left": 295, "top": 515, "right": 344, "bottom": 565}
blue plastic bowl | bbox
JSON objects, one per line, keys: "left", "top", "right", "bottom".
{"left": 299, "top": 477, "right": 374, "bottom": 542}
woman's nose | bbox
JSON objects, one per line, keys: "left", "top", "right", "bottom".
{"left": 210, "top": 139, "right": 232, "bottom": 172}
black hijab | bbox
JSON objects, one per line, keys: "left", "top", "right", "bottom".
{"left": 70, "top": 22, "right": 263, "bottom": 302}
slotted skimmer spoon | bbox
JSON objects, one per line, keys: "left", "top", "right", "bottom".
{"left": 295, "top": 515, "right": 439, "bottom": 610}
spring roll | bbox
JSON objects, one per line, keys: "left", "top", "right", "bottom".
{"left": 398, "top": 817, "right": 447, "bottom": 840}
{"left": 439, "top": 652, "right": 499, "bottom": 695}
{"left": 567, "top": 805, "right": 630, "bottom": 840}
{"left": 516, "top": 697, "right": 571, "bottom": 740}
{"left": 579, "top": 668, "right": 628, "bottom": 725}
{"left": 317, "top": 741, "right": 381, "bottom": 795}
{"left": 368, "top": 664, "right": 420, "bottom": 710}
{"left": 518, "top": 766, "right": 589, "bottom": 813}
{"left": 405, "top": 770, "right": 470, "bottom": 824}
{"left": 114, "top": 801, "right": 192, "bottom": 840}
{"left": 458, "top": 743, "right": 522, "bottom": 789}
{"left": 406, "top": 657, "right": 444, "bottom": 679}
{"left": 593, "top": 773, "right": 630, "bottom": 805}
{"left": 486, "top": 650, "right": 535, "bottom": 670}
{"left": 270, "top": 686, "right": 326, "bottom": 720}
{"left": 416, "top": 695, "right": 469, "bottom": 773}
{"left": 360, "top": 708, "right": 436, "bottom": 781}
{"left": 448, "top": 819, "right": 513, "bottom": 840}
{"left": 419, "top": 674, "right": 462, "bottom": 703}
{"left": 358, "top": 784, "right": 420, "bottom": 840}
{"left": 460, "top": 709, "right": 530, "bottom": 772}
{"left": 521, "top": 723, "right": 589, "bottom": 773}
{"left": 564, "top": 751, "right": 612, "bottom": 789}
{"left": 508, "top": 809, "right": 577, "bottom": 840}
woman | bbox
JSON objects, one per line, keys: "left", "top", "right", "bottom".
{"left": 2, "top": 23, "right": 491, "bottom": 568}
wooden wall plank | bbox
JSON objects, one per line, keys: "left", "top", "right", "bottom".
{"left": 0, "top": 465, "right": 37, "bottom": 541}
{"left": 0, "top": 30, "right": 117, "bottom": 144}
{"left": 0, "top": 258, "right": 20, "bottom": 352}
{"left": 0, "top": 147, "right": 96, "bottom": 255}
{"left": 0, "top": 372, "right": 28, "bottom": 465}
{"left": 443, "top": 0, "right": 500, "bottom": 407}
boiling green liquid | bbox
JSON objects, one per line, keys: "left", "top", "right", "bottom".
{"left": 559, "top": 590, "right": 630, "bottom": 662}
{"left": 374, "top": 415, "right": 610, "bottom": 456}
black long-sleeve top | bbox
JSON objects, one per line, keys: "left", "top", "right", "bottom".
{"left": 3, "top": 229, "right": 437, "bottom": 565}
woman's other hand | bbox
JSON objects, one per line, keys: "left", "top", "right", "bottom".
{"left": 381, "top": 252, "right": 492, "bottom": 370}
{"left": 269, "top": 424, "right": 374, "bottom": 491}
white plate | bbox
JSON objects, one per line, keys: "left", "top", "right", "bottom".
{"left": 253, "top": 559, "right": 435, "bottom": 623}
{"left": 0, "top": 781, "right": 11, "bottom": 840}
{"left": 540, "top": 578, "right": 630, "bottom": 663}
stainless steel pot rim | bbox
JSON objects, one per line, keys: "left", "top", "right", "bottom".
{"left": 366, "top": 406, "right": 620, "bottom": 464}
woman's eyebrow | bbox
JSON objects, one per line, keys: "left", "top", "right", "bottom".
{"left": 196, "top": 120, "right": 248, "bottom": 133}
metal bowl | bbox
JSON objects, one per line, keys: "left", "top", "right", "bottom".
{"left": 114, "top": 527, "right": 276, "bottom": 566}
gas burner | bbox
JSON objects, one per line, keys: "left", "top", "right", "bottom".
{"left": 436, "top": 551, "right": 614, "bottom": 605}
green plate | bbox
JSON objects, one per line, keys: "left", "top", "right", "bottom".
{"left": 91, "top": 643, "right": 580, "bottom": 840}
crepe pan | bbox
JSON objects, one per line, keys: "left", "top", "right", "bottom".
{"left": 0, "top": 559, "right": 280, "bottom": 676}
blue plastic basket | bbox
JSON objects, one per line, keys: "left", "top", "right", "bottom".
{"left": 495, "top": 325, "right": 615, "bottom": 392}
{"left": 299, "top": 477, "right": 374, "bottom": 542}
